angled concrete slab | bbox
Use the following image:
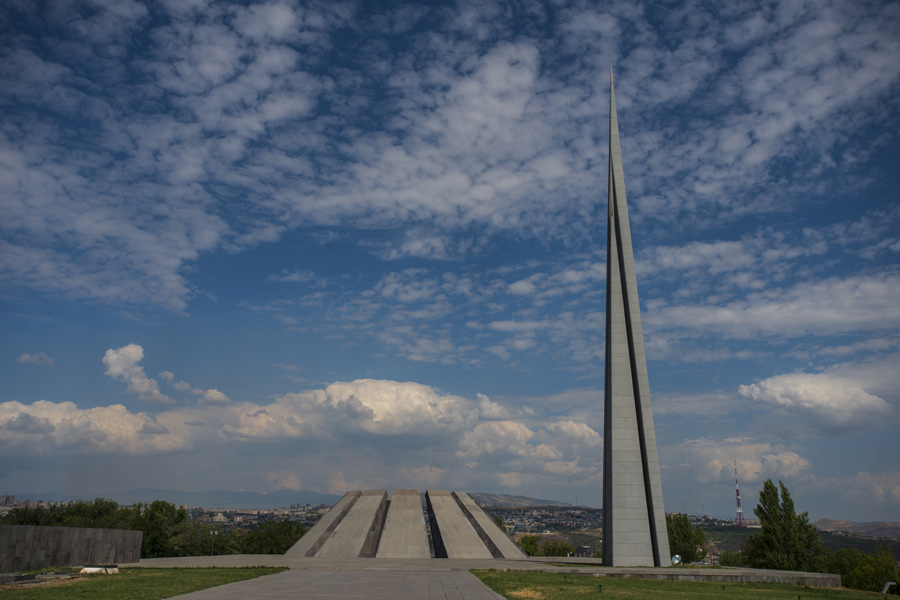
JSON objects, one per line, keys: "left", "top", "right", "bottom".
{"left": 317, "top": 489, "right": 388, "bottom": 558}
{"left": 376, "top": 489, "right": 430, "bottom": 558}
{"left": 285, "top": 491, "right": 360, "bottom": 557}
{"left": 426, "top": 490, "right": 493, "bottom": 559}
{"left": 452, "top": 492, "right": 526, "bottom": 559}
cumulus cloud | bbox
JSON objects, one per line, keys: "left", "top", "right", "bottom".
{"left": 739, "top": 371, "right": 894, "bottom": 436}
{"left": 668, "top": 437, "right": 812, "bottom": 485}
{"left": 16, "top": 352, "right": 54, "bottom": 365}
{"left": 2, "top": 412, "right": 55, "bottom": 434}
{"left": 102, "top": 344, "right": 173, "bottom": 404}
{"left": 0, "top": 378, "right": 606, "bottom": 499}
{"left": 194, "top": 388, "right": 232, "bottom": 405}
{"left": 159, "top": 369, "right": 232, "bottom": 403}
{"left": 546, "top": 420, "right": 602, "bottom": 446}
{"left": 816, "top": 471, "right": 900, "bottom": 506}
{"left": 477, "top": 394, "right": 534, "bottom": 420}
{"left": 0, "top": 400, "right": 185, "bottom": 456}
{"left": 139, "top": 421, "right": 170, "bottom": 435}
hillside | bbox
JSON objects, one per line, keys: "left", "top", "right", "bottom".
{"left": 704, "top": 523, "right": 900, "bottom": 560}
{"left": 814, "top": 519, "right": 900, "bottom": 539}
{"left": 11, "top": 488, "right": 341, "bottom": 509}
{"left": 469, "top": 492, "right": 572, "bottom": 507}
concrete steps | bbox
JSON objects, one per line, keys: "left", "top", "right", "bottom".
{"left": 286, "top": 489, "right": 523, "bottom": 560}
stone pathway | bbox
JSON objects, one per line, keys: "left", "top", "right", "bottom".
{"left": 166, "top": 568, "right": 504, "bottom": 599}
{"left": 122, "top": 555, "right": 840, "bottom": 599}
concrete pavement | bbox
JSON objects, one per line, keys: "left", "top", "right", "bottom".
{"left": 121, "top": 555, "right": 841, "bottom": 599}
{"left": 160, "top": 568, "right": 504, "bottom": 600}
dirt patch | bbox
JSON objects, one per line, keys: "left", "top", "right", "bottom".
{"left": 0, "top": 575, "right": 85, "bottom": 590}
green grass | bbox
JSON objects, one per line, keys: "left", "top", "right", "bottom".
{"left": 0, "top": 567, "right": 286, "bottom": 599}
{"left": 471, "top": 570, "right": 885, "bottom": 599}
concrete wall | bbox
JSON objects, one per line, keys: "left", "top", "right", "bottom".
{"left": 0, "top": 524, "right": 142, "bottom": 571}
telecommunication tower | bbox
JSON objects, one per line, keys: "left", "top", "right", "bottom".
{"left": 734, "top": 461, "right": 745, "bottom": 527}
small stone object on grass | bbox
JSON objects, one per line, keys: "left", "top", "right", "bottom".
{"left": 81, "top": 564, "right": 119, "bottom": 574}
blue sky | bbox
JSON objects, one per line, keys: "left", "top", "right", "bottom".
{"left": 2, "top": 0, "right": 898, "bottom": 522}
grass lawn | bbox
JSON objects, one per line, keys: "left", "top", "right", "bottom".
{"left": 472, "top": 570, "right": 885, "bottom": 599}
{"left": 0, "top": 567, "right": 286, "bottom": 600}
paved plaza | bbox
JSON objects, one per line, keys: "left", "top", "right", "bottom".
{"left": 163, "top": 568, "right": 503, "bottom": 600}
{"left": 124, "top": 555, "right": 841, "bottom": 599}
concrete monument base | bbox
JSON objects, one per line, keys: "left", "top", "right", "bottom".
{"left": 286, "top": 490, "right": 526, "bottom": 560}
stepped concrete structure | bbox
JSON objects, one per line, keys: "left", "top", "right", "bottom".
{"left": 286, "top": 489, "right": 525, "bottom": 560}
{"left": 376, "top": 489, "right": 430, "bottom": 558}
{"left": 453, "top": 491, "right": 526, "bottom": 559}
{"left": 602, "top": 71, "right": 671, "bottom": 567}
{"left": 284, "top": 491, "right": 360, "bottom": 557}
{"left": 426, "top": 490, "right": 493, "bottom": 559}
{"left": 317, "top": 489, "right": 387, "bottom": 558}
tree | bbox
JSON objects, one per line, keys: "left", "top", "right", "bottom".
{"left": 134, "top": 500, "right": 195, "bottom": 558}
{"left": 743, "top": 479, "right": 824, "bottom": 571}
{"left": 240, "top": 519, "right": 307, "bottom": 554}
{"left": 666, "top": 513, "right": 707, "bottom": 563}
{"left": 718, "top": 551, "right": 745, "bottom": 567}
{"left": 0, "top": 498, "right": 139, "bottom": 530}
{"left": 517, "top": 534, "right": 540, "bottom": 556}
{"left": 844, "top": 546, "right": 900, "bottom": 593}
{"left": 539, "top": 540, "right": 575, "bottom": 557}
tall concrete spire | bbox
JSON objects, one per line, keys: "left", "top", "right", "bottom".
{"left": 602, "top": 72, "right": 670, "bottom": 567}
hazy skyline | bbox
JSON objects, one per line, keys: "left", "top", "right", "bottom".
{"left": 2, "top": 0, "right": 898, "bottom": 521}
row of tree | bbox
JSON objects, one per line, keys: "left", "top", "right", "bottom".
{"left": 669, "top": 479, "right": 899, "bottom": 594}
{"left": 516, "top": 534, "right": 576, "bottom": 557}
{"left": 0, "top": 498, "right": 307, "bottom": 558}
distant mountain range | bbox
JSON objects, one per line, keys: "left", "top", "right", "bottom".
{"left": 13, "top": 488, "right": 342, "bottom": 509}
{"left": 814, "top": 519, "right": 900, "bottom": 539}
{"left": 469, "top": 492, "right": 572, "bottom": 507}
{"left": 12, "top": 489, "right": 571, "bottom": 510}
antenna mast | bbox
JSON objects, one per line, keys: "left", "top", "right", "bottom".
{"left": 734, "top": 461, "right": 745, "bottom": 527}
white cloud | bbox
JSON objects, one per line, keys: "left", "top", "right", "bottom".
{"left": 508, "top": 276, "right": 540, "bottom": 295}
{"left": 316, "top": 379, "right": 473, "bottom": 435}
{"left": 815, "top": 471, "right": 900, "bottom": 506}
{"left": 0, "top": 401, "right": 184, "bottom": 456}
{"left": 667, "top": 437, "right": 812, "bottom": 485}
{"left": 1, "top": 0, "right": 898, "bottom": 316}
{"left": 545, "top": 420, "right": 602, "bottom": 447}
{"left": 139, "top": 421, "right": 170, "bottom": 435}
{"left": 739, "top": 371, "right": 894, "bottom": 436}
{"left": 16, "top": 352, "right": 54, "bottom": 365}
{"left": 102, "top": 344, "right": 173, "bottom": 404}
{"left": 267, "top": 269, "right": 316, "bottom": 283}
{"left": 0, "top": 377, "right": 605, "bottom": 498}
{"left": 195, "top": 389, "right": 232, "bottom": 405}
{"left": 159, "top": 371, "right": 193, "bottom": 391}
{"left": 645, "top": 273, "right": 900, "bottom": 340}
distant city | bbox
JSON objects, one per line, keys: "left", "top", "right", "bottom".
{"left": 4, "top": 491, "right": 898, "bottom": 564}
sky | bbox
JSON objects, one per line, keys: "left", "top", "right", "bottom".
{"left": 1, "top": 0, "right": 898, "bottom": 523}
